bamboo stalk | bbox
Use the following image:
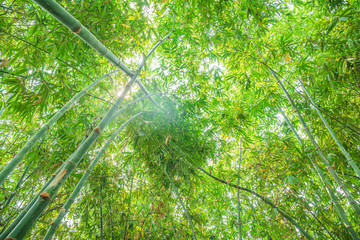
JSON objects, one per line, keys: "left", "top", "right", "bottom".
{"left": 123, "top": 172, "right": 135, "bottom": 240}
{"left": 198, "top": 167, "right": 313, "bottom": 240}
{"left": 279, "top": 107, "right": 359, "bottom": 240}
{"left": 0, "top": 92, "right": 161, "bottom": 239}
{"left": 42, "top": 113, "right": 142, "bottom": 240}
{"left": 274, "top": 73, "right": 360, "bottom": 216}
{"left": 164, "top": 169, "right": 198, "bottom": 240}
{"left": 3, "top": 31, "right": 171, "bottom": 239}
{"left": 243, "top": 27, "right": 360, "bottom": 217}
{"left": 236, "top": 139, "right": 242, "bottom": 240}
{"left": 0, "top": 70, "right": 118, "bottom": 186}
{"left": 301, "top": 84, "right": 360, "bottom": 179}
{"left": 32, "top": 0, "right": 157, "bottom": 105}
{"left": 0, "top": 131, "right": 90, "bottom": 239}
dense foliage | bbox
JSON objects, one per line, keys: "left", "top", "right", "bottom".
{"left": 0, "top": 0, "right": 360, "bottom": 239}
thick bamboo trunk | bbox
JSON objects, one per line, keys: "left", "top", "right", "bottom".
{"left": 0, "top": 70, "right": 117, "bottom": 186}
{"left": 43, "top": 113, "right": 142, "bottom": 240}
{"left": 31, "top": 0, "right": 157, "bottom": 105}
{"left": 279, "top": 107, "right": 359, "bottom": 240}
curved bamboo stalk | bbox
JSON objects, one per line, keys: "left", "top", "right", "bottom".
{"left": 279, "top": 107, "right": 359, "bottom": 240}
{"left": 43, "top": 113, "right": 142, "bottom": 240}
{"left": 301, "top": 84, "right": 360, "bottom": 179}
{"left": 198, "top": 167, "right": 313, "bottom": 240}
{"left": 0, "top": 70, "right": 118, "bottom": 186}
{"left": 32, "top": 0, "right": 157, "bottom": 105}
{"left": 164, "top": 169, "right": 198, "bottom": 240}
{"left": 3, "top": 32, "right": 171, "bottom": 240}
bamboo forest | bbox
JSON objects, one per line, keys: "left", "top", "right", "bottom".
{"left": 0, "top": 0, "right": 360, "bottom": 239}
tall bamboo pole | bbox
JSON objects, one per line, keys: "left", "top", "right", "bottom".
{"left": 198, "top": 167, "right": 313, "bottom": 240}
{"left": 164, "top": 169, "right": 198, "bottom": 240}
{"left": 301, "top": 84, "right": 360, "bottom": 179}
{"left": 42, "top": 113, "right": 142, "bottom": 240}
{"left": 0, "top": 70, "right": 118, "bottom": 186}
{"left": 31, "top": 0, "right": 157, "bottom": 105}
{"left": 243, "top": 27, "right": 360, "bottom": 217}
{"left": 279, "top": 107, "right": 359, "bottom": 240}
{"left": 3, "top": 32, "right": 172, "bottom": 240}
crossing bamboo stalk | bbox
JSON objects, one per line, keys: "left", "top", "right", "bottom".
{"left": 43, "top": 113, "right": 142, "bottom": 240}
{"left": 0, "top": 70, "right": 118, "bottom": 186}
{"left": 31, "top": 0, "right": 157, "bottom": 105}
{"left": 301, "top": 84, "right": 360, "bottom": 179}
{"left": 3, "top": 32, "right": 172, "bottom": 240}
{"left": 279, "top": 107, "right": 359, "bottom": 240}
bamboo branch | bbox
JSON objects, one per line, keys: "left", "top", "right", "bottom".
{"left": 197, "top": 167, "right": 313, "bottom": 240}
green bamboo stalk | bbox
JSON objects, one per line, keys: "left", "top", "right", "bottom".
{"left": 109, "top": 201, "right": 115, "bottom": 240}
{"left": 301, "top": 84, "right": 360, "bottom": 179}
{"left": 198, "top": 167, "right": 313, "bottom": 240}
{"left": 3, "top": 32, "right": 172, "bottom": 240}
{"left": 279, "top": 107, "right": 359, "bottom": 240}
{"left": 43, "top": 113, "right": 142, "bottom": 240}
{"left": 164, "top": 169, "right": 198, "bottom": 240}
{"left": 0, "top": 130, "right": 90, "bottom": 239}
{"left": 244, "top": 27, "right": 360, "bottom": 216}
{"left": 0, "top": 92, "right": 159, "bottom": 239}
{"left": 123, "top": 172, "right": 135, "bottom": 240}
{"left": 0, "top": 159, "right": 33, "bottom": 218}
{"left": 236, "top": 139, "right": 242, "bottom": 240}
{"left": 32, "top": 0, "right": 157, "bottom": 105}
{"left": 0, "top": 70, "right": 118, "bottom": 186}
{"left": 274, "top": 73, "right": 360, "bottom": 216}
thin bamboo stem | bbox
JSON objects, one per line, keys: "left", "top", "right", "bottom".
{"left": 236, "top": 139, "right": 242, "bottom": 240}
{"left": 275, "top": 74, "right": 360, "bottom": 216}
{"left": 279, "top": 107, "right": 359, "bottom": 240}
{"left": 164, "top": 169, "right": 197, "bottom": 240}
{"left": 301, "top": 84, "right": 360, "bottom": 179}
{"left": 0, "top": 70, "right": 118, "bottom": 186}
{"left": 244, "top": 27, "right": 360, "bottom": 217}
